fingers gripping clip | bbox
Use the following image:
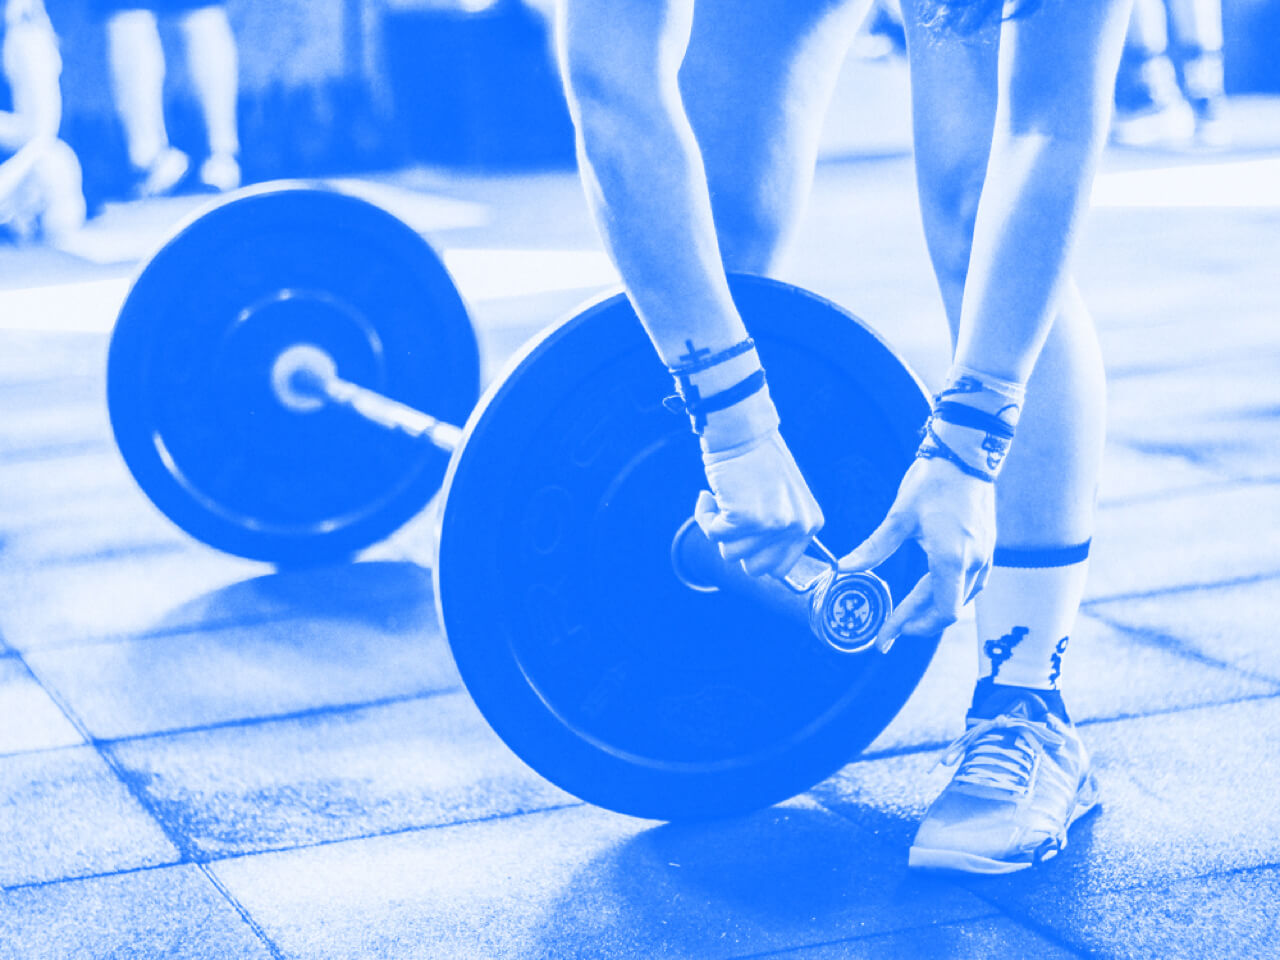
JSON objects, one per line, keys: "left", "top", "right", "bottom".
{"left": 780, "top": 540, "right": 894, "bottom": 655}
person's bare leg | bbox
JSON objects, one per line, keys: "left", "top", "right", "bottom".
{"left": 1163, "top": 0, "right": 1227, "bottom": 143}
{"left": 679, "top": 0, "right": 872, "bottom": 275}
{"left": 902, "top": 6, "right": 1105, "bottom": 554}
{"left": 106, "top": 10, "right": 167, "bottom": 167}
{"left": 178, "top": 4, "right": 241, "bottom": 189}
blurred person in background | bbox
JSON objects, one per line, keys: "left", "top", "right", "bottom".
{"left": 0, "top": 0, "right": 85, "bottom": 243}
{"left": 98, "top": 0, "right": 240, "bottom": 195}
{"left": 1112, "top": 0, "right": 1228, "bottom": 147}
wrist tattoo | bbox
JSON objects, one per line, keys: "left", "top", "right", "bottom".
{"left": 667, "top": 337, "right": 756, "bottom": 376}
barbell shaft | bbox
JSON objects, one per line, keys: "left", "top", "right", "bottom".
{"left": 273, "top": 342, "right": 464, "bottom": 453}
{"left": 324, "top": 376, "right": 465, "bottom": 452}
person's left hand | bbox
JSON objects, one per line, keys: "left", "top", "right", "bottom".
{"left": 837, "top": 456, "right": 996, "bottom": 652}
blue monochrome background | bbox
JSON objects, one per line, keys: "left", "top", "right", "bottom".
{"left": 1, "top": 0, "right": 1279, "bottom": 957}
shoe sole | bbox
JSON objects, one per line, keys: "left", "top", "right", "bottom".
{"left": 907, "top": 774, "right": 1101, "bottom": 875}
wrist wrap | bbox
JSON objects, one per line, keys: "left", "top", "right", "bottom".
{"left": 916, "top": 364, "right": 1026, "bottom": 482}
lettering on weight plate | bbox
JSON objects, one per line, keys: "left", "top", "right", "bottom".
{"left": 522, "top": 485, "right": 574, "bottom": 556}
{"left": 526, "top": 580, "right": 587, "bottom": 649}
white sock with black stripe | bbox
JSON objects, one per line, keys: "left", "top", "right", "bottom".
{"left": 974, "top": 542, "right": 1091, "bottom": 713}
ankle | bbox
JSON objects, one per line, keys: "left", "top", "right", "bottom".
{"left": 969, "top": 678, "right": 1071, "bottom": 724}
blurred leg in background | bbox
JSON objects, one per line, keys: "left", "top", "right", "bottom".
{"left": 178, "top": 4, "right": 239, "bottom": 191}
{"left": 1166, "top": 0, "right": 1228, "bottom": 145}
{"left": 1112, "top": 0, "right": 1227, "bottom": 148}
{"left": 104, "top": 5, "right": 189, "bottom": 195}
{"left": 0, "top": 0, "right": 86, "bottom": 243}
{"left": 103, "top": 0, "right": 240, "bottom": 197}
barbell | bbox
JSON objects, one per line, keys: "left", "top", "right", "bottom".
{"left": 106, "top": 183, "right": 939, "bottom": 820}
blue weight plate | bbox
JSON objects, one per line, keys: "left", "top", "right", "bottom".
{"left": 437, "top": 275, "right": 937, "bottom": 820}
{"left": 108, "top": 183, "right": 480, "bottom": 564}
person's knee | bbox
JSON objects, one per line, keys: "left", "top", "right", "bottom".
{"left": 559, "top": 5, "right": 679, "bottom": 125}
{"left": 916, "top": 151, "right": 985, "bottom": 286}
{"left": 711, "top": 184, "right": 791, "bottom": 275}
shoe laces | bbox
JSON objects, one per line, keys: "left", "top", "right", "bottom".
{"left": 936, "top": 713, "right": 1067, "bottom": 796}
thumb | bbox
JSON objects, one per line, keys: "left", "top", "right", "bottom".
{"left": 839, "top": 510, "right": 911, "bottom": 573}
{"left": 693, "top": 489, "right": 720, "bottom": 538}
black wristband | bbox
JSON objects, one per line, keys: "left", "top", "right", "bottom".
{"left": 664, "top": 368, "right": 768, "bottom": 434}
{"left": 932, "top": 401, "right": 1016, "bottom": 440}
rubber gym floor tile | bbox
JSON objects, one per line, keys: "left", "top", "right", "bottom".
{"left": 26, "top": 594, "right": 458, "bottom": 740}
{"left": 0, "top": 401, "right": 111, "bottom": 462}
{"left": 0, "top": 549, "right": 269, "bottom": 651}
{"left": 743, "top": 914, "right": 1081, "bottom": 959}
{"left": 1090, "top": 576, "right": 1280, "bottom": 682}
{"left": 0, "top": 493, "right": 190, "bottom": 570}
{"left": 0, "top": 450, "right": 138, "bottom": 522}
{"left": 995, "top": 865, "right": 1280, "bottom": 960}
{"left": 105, "top": 691, "right": 575, "bottom": 858}
{"left": 1087, "top": 482, "right": 1280, "bottom": 601}
{"left": 0, "top": 746, "right": 178, "bottom": 887}
{"left": 0, "top": 864, "right": 275, "bottom": 960}
{"left": 0, "top": 331, "right": 106, "bottom": 382}
{"left": 0, "top": 657, "right": 82, "bottom": 755}
{"left": 863, "top": 612, "right": 1274, "bottom": 755}
{"left": 1115, "top": 413, "right": 1280, "bottom": 485}
{"left": 1096, "top": 440, "right": 1224, "bottom": 507}
{"left": 1105, "top": 351, "right": 1280, "bottom": 436}
{"left": 212, "top": 801, "right": 993, "bottom": 960}
{"left": 1097, "top": 313, "right": 1280, "bottom": 379}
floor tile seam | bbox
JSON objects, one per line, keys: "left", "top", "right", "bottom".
{"left": 194, "top": 862, "right": 288, "bottom": 960}
{"left": 2, "top": 800, "right": 587, "bottom": 894}
{"left": 94, "top": 684, "right": 467, "bottom": 746}
{"left": 0, "top": 441, "right": 110, "bottom": 465}
{"left": 1073, "top": 688, "right": 1280, "bottom": 730}
{"left": 1080, "top": 857, "right": 1280, "bottom": 899}
{"left": 1103, "top": 433, "right": 1259, "bottom": 470}
{"left": 204, "top": 799, "right": 587, "bottom": 869}
{"left": 839, "top": 687, "right": 1280, "bottom": 768}
{"left": 1083, "top": 611, "right": 1280, "bottom": 689}
{"left": 720, "top": 908, "right": 1039, "bottom": 960}
{"left": 1106, "top": 353, "right": 1280, "bottom": 380}
{"left": 0, "top": 678, "right": 463, "bottom": 755}
{"left": 15, "top": 652, "right": 197, "bottom": 863}
{"left": 1083, "top": 569, "right": 1280, "bottom": 608}
{"left": 1, "top": 857, "right": 181, "bottom": 895}
{"left": 955, "top": 886, "right": 1098, "bottom": 959}
{"left": 9, "top": 603, "right": 416, "bottom": 654}
{"left": 1098, "top": 475, "right": 1280, "bottom": 511}
{"left": 0, "top": 539, "right": 191, "bottom": 570}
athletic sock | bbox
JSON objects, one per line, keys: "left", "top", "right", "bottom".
{"left": 973, "top": 541, "right": 1091, "bottom": 722}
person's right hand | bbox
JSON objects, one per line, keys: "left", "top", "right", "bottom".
{"left": 694, "top": 429, "right": 824, "bottom": 579}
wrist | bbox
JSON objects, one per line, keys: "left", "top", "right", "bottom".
{"left": 917, "top": 365, "right": 1026, "bottom": 482}
{"left": 698, "top": 385, "right": 781, "bottom": 457}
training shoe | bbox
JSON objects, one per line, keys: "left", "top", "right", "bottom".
{"left": 908, "top": 687, "right": 1099, "bottom": 874}
{"left": 199, "top": 152, "right": 241, "bottom": 193}
{"left": 136, "top": 147, "right": 190, "bottom": 198}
